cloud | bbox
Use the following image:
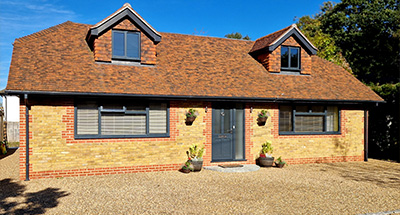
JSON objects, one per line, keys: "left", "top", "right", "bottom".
{"left": 0, "top": 0, "right": 77, "bottom": 87}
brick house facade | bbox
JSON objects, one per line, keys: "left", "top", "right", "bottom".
{"left": 5, "top": 3, "right": 382, "bottom": 180}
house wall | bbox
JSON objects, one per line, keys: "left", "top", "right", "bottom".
{"left": 19, "top": 99, "right": 364, "bottom": 180}
{"left": 93, "top": 19, "right": 157, "bottom": 64}
{"left": 256, "top": 36, "right": 312, "bottom": 75}
{"left": 248, "top": 103, "right": 364, "bottom": 164}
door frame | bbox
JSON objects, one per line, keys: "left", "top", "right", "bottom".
{"left": 211, "top": 103, "right": 245, "bottom": 162}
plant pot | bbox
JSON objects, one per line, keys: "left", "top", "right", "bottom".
{"left": 257, "top": 117, "right": 267, "bottom": 126}
{"left": 258, "top": 156, "right": 274, "bottom": 167}
{"left": 185, "top": 116, "right": 196, "bottom": 126}
{"left": 0, "top": 144, "right": 7, "bottom": 155}
{"left": 275, "top": 163, "right": 285, "bottom": 168}
{"left": 180, "top": 168, "right": 191, "bottom": 173}
{"left": 191, "top": 160, "right": 203, "bottom": 172}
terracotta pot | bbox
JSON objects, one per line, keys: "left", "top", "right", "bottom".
{"left": 257, "top": 117, "right": 267, "bottom": 126}
{"left": 258, "top": 157, "right": 274, "bottom": 167}
{"left": 191, "top": 160, "right": 203, "bottom": 172}
{"left": 185, "top": 116, "right": 196, "bottom": 125}
{"left": 275, "top": 163, "right": 285, "bottom": 168}
{"left": 180, "top": 168, "right": 191, "bottom": 173}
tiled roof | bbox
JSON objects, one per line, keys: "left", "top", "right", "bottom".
{"left": 249, "top": 25, "right": 292, "bottom": 53}
{"left": 6, "top": 21, "right": 382, "bottom": 102}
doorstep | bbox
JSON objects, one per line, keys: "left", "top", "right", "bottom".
{"left": 204, "top": 164, "right": 260, "bottom": 173}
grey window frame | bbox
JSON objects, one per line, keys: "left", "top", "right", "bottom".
{"left": 281, "top": 46, "right": 300, "bottom": 71}
{"left": 74, "top": 100, "right": 169, "bottom": 139}
{"left": 112, "top": 30, "right": 141, "bottom": 61}
{"left": 279, "top": 105, "right": 341, "bottom": 135}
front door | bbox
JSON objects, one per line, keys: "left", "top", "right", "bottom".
{"left": 212, "top": 103, "right": 245, "bottom": 161}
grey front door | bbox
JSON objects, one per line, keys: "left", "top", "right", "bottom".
{"left": 212, "top": 103, "right": 245, "bottom": 161}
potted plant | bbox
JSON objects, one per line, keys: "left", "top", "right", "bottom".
{"left": 275, "top": 156, "right": 287, "bottom": 168}
{"left": 257, "top": 110, "right": 269, "bottom": 126}
{"left": 258, "top": 141, "right": 274, "bottom": 167}
{"left": 180, "top": 159, "right": 193, "bottom": 173}
{"left": 0, "top": 140, "right": 7, "bottom": 155}
{"left": 185, "top": 109, "right": 199, "bottom": 125}
{"left": 187, "top": 144, "right": 205, "bottom": 171}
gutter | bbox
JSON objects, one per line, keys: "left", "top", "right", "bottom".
{"left": 24, "top": 94, "right": 29, "bottom": 181}
{"left": 4, "top": 90, "right": 385, "bottom": 105}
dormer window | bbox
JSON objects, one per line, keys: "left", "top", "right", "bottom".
{"left": 281, "top": 46, "right": 300, "bottom": 71}
{"left": 112, "top": 30, "right": 140, "bottom": 60}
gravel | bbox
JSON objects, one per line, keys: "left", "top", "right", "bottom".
{"left": 1, "top": 149, "right": 399, "bottom": 214}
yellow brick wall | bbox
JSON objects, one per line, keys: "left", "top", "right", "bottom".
{"left": 29, "top": 101, "right": 208, "bottom": 172}
{"left": 249, "top": 104, "right": 364, "bottom": 161}
{"left": 28, "top": 101, "right": 364, "bottom": 173}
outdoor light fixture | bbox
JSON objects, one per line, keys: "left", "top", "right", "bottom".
{"left": 205, "top": 106, "right": 208, "bottom": 113}
{"left": 250, "top": 107, "right": 253, "bottom": 113}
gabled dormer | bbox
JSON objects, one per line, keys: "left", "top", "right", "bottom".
{"left": 86, "top": 3, "right": 161, "bottom": 65}
{"left": 249, "top": 24, "right": 317, "bottom": 75}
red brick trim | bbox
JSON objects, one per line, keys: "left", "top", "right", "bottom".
{"left": 202, "top": 102, "right": 213, "bottom": 166}
{"left": 23, "top": 163, "right": 182, "bottom": 180}
{"left": 23, "top": 154, "right": 363, "bottom": 179}
{"left": 285, "top": 154, "right": 363, "bottom": 165}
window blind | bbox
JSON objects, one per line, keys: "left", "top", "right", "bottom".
{"left": 295, "top": 115, "right": 324, "bottom": 132}
{"left": 326, "top": 106, "right": 339, "bottom": 132}
{"left": 101, "top": 113, "right": 146, "bottom": 135}
{"left": 149, "top": 103, "right": 167, "bottom": 133}
{"left": 77, "top": 105, "right": 98, "bottom": 135}
{"left": 279, "top": 106, "right": 292, "bottom": 132}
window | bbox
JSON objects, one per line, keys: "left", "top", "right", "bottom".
{"left": 112, "top": 30, "right": 140, "bottom": 60}
{"left": 279, "top": 105, "right": 340, "bottom": 134}
{"left": 281, "top": 46, "right": 300, "bottom": 70}
{"left": 75, "top": 101, "right": 168, "bottom": 138}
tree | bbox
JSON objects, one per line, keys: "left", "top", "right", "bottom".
{"left": 297, "top": 14, "right": 351, "bottom": 72}
{"left": 319, "top": 0, "right": 400, "bottom": 84}
{"left": 224, "top": 32, "right": 251, "bottom": 40}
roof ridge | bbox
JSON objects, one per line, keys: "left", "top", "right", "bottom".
{"left": 15, "top": 21, "right": 79, "bottom": 43}
{"left": 91, "top": 3, "right": 160, "bottom": 37}
{"left": 160, "top": 32, "right": 255, "bottom": 42}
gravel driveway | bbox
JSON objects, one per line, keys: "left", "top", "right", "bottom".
{"left": 1, "top": 149, "right": 400, "bottom": 214}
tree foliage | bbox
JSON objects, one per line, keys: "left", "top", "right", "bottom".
{"left": 224, "top": 32, "right": 251, "bottom": 40}
{"left": 319, "top": 0, "right": 400, "bottom": 84}
{"left": 369, "top": 83, "right": 399, "bottom": 160}
{"left": 297, "top": 14, "right": 352, "bottom": 72}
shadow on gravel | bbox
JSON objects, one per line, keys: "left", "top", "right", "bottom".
{"left": 0, "top": 178, "right": 69, "bottom": 214}
{"left": 319, "top": 162, "right": 400, "bottom": 189}
{"left": 0, "top": 148, "right": 18, "bottom": 160}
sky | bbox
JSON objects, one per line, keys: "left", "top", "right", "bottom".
{"left": 0, "top": 0, "right": 327, "bottom": 91}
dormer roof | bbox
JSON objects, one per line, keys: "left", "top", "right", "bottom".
{"left": 87, "top": 3, "right": 161, "bottom": 43}
{"left": 250, "top": 24, "right": 317, "bottom": 55}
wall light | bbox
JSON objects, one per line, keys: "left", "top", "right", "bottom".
{"left": 205, "top": 106, "right": 208, "bottom": 113}
{"left": 250, "top": 107, "right": 253, "bottom": 113}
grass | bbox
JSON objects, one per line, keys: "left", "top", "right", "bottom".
{"left": 7, "top": 142, "right": 19, "bottom": 148}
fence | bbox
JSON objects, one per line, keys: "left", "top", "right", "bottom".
{"left": 6, "top": 122, "right": 19, "bottom": 143}
{"left": 0, "top": 109, "right": 3, "bottom": 141}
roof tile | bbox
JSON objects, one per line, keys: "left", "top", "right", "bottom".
{"left": 6, "top": 21, "right": 383, "bottom": 102}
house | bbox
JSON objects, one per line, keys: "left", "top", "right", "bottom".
{"left": 3, "top": 3, "right": 383, "bottom": 180}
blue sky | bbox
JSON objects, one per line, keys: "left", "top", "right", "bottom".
{"left": 0, "top": 0, "right": 327, "bottom": 90}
